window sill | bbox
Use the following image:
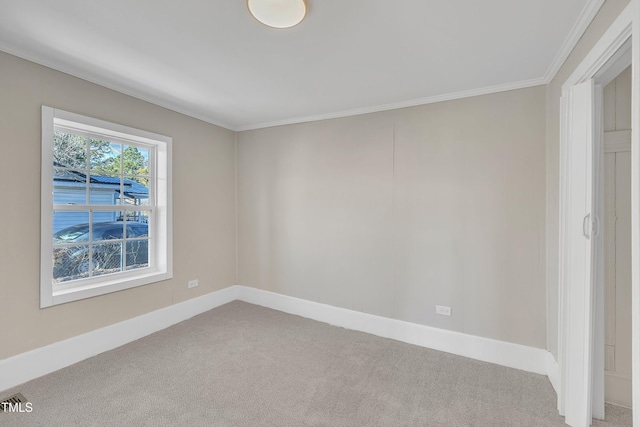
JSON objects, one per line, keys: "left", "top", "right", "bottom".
{"left": 44, "top": 269, "right": 172, "bottom": 307}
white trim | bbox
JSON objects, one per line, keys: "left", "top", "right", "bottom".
{"left": 631, "top": 1, "right": 640, "bottom": 424}
{"left": 544, "top": 0, "right": 606, "bottom": 83}
{"left": 0, "top": 285, "right": 238, "bottom": 393}
{"left": 52, "top": 109, "right": 172, "bottom": 145}
{"left": 559, "top": 79, "right": 598, "bottom": 427}
{"left": 594, "top": 39, "right": 632, "bottom": 88}
{"left": 40, "top": 106, "right": 55, "bottom": 308}
{"left": 605, "top": 130, "right": 632, "bottom": 153}
{"left": 606, "top": 370, "right": 633, "bottom": 381}
{"left": 0, "top": 44, "right": 549, "bottom": 133}
{"left": 236, "top": 78, "right": 547, "bottom": 131}
{"left": 1, "top": 285, "right": 560, "bottom": 398}
{"left": 238, "top": 0, "right": 606, "bottom": 135}
{"left": 558, "top": 3, "right": 637, "bottom": 425}
{"left": 557, "top": 91, "right": 570, "bottom": 416}
{"left": 0, "top": 0, "right": 603, "bottom": 134}
{"left": 562, "top": 4, "right": 634, "bottom": 90}
{"left": 235, "top": 286, "right": 548, "bottom": 375}
{"left": 0, "top": 42, "right": 235, "bottom": 132}
{"left": 547, "top": 352, "right": 561, "bottom": 396}
{"left": 41, "top": 106, "right": 173, "bottom": 307}
{"left": 593, "top": 83, "right": 606, "bottom": 421}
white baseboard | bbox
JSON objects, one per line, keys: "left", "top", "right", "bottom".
{"left": 235, "top": 286, "right": 549, "bottom": 375}
{"left": 546, "top": 352, "right": 560, "bottom": 395}
{"left": 0, "top": 285, "right": 238, "bottom": 393}
{"left": 1, "top": 284, "right": 557, "bottom": 395}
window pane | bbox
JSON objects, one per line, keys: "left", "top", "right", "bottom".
{"left": 90, "top": 141, "right": 121, "bottom": 172}
{"left": 123, "top": 145, "right": 149, "bottom": 177}
{"left": 125, "top": 239, "right": 149, "bottom": 271}
{"left": 121, "top": 177, "right": 149, "bottom": 206}
{"left": 126, "top": 220, "right": 149, "bottom": 238}
{"left": 126, "top": 210, "right": 150, "bottom": 227}
{"left": 53, "top": 211, "right": 90, "bottom": 241}
{"left": 53, "top": 132, "right": 87, "bottom": 169}
{"left": 92, "top": 242, "right": 123, "bottom": 276}
{"left": 88, "top": 171, "right": 121, "bottom": 205}
{"left": 122, "top": 146, "right": 150, "bottom": 208}
{"left": 53, "top": 244, "right": 90, "bottom": 283}
{"left": 44, "top": 107, "right": 170, "bottom": 307}
{"left": 53, "top": 169, "right": 87, "bottom": 205}
{"left": 91, "top": 211, "right": 123, "bottom": 241}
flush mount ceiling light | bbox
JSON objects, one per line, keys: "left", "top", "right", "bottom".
{"left": 247, "top": 0, "right": 307, "bottom": 29}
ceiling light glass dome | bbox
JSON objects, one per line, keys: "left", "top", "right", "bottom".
{"left": 247, "top": 0, "right": 307, "bottom": 29}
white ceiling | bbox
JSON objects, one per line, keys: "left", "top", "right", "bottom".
{"left": 0, "top": 0, "right": 599, "bottom": 131}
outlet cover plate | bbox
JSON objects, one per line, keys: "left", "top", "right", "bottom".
{"left": 436, "top": 305, "right": 452, "bottom": 316}
{"left": 188, "top": 279, "right": 199, "bottom": 289}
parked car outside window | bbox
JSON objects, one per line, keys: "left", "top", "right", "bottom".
{"left": 53, "top": 221, "right": 149, "bottom": 282}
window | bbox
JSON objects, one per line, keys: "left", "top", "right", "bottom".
{"left": 40, "top": 106, "right": 172, "bottom": 307}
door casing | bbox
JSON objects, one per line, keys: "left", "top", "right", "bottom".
{"left": 558, "top": 3, "right": 637, "bottom": 426}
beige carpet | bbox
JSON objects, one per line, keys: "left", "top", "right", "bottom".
{"left": 0, "top": 301, "right": 632, "bottom": 426}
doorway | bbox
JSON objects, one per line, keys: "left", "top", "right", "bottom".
{"left": 557, "top": 3, "right": 636, "bottom": 425}
{"left": 602, "top": 66, "right": 633, "bottom": 409}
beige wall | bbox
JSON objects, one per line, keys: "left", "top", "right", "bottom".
{"left": 238, "top": 86, "right": 547, "bottom": 348}
{"left": 3, "top": 0, "right": 629, "bottom": 361}
{"left": 546, "top": 0, "right": 631, "bottom": 359}
{"left": 0, "top": 51, "right": 237, "bottom": 360}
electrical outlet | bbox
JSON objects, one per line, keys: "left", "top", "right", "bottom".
{"left": 436, "top": 305, "right": 452, "bottom": 316}
{"left": 188, "top": 279, "right": 199, "bottom": 289}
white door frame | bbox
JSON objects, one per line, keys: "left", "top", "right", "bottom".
{"left": 561, "top": 77, "right": 599, "bottom": 427}
{"left": 633, "top": 2, "right": 640, "bottom": 426}
{"left": 558, "top": 2, "right": 637, "bottom": 426}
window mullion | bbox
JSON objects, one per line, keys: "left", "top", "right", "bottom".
{"left": 122, "top": 209, "right": 127, "bottom": 271}
{"left": 43, "top": 106, "right": 170, "bottom": 308}
{"left": 120, "top": 143, "right": 124, "bottom": 207}
{"left": 85, "top": 136, "right": 90, "bottom": 205}
{"left": 88, "top": 209, "right": 93, "bottom": 277}
{"left": 150, "top": 147, "right": 156, "bottom": 207}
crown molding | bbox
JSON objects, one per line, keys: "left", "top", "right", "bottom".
{"left": 236, "top": 0, "right": 605, "bottom": 132}
{"left": 543, "top": 0, "right": 606, "bottom": 84}
{"left": 237, "top": 77, "right": 547, "bottom": 131}
{"left": 0, "top": 0, "right": 603, "bottom": 133}
{"left": 0, "top": 42, "right": 235, "bottom": 131}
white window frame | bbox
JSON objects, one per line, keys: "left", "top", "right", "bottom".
{"left": 40, "top": 106, "right": 172, "bottom": 307}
